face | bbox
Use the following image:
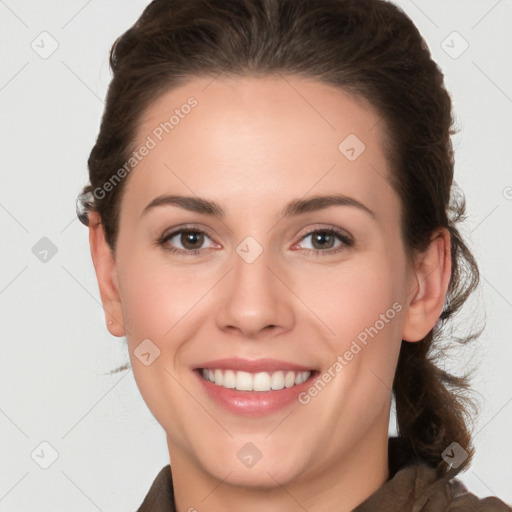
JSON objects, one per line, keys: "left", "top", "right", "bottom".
{"left": 93, "top": 75, "right": 428, "bottom": 488}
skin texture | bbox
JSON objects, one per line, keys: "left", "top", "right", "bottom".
{"left": 88, "top": 75, "right": 452, "bottom": 512}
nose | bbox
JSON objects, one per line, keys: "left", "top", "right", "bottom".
{"left": 214, "top": 242, "right": 295, "bottom": 340}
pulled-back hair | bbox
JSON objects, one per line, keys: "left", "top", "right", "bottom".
{"left": 77, "top": 0, "right": 480, "bottom": 475}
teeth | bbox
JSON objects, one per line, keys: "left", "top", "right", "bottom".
{"left": 223, "top": 370, "right": 236, "bottom": 388}
{"left": 201, "top": 368, "right": 311, "bottom": 391}
{"left": 271, "top": 371, "right": 285, "bottom": 390}
{"left": 253, "top": 372, "right": 271, "bottom": 391}
{"left": 285, "top": 370, "right": 295, "bottom": 388}
{"left": 236, "top": 371, "right": 253, "bottom": 391}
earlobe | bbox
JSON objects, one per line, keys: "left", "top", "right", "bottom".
{"left": 88, "top": 211, "right": 126, "bottom": 337}
{"left": 401, "top": 228, "right": 451, "bottom": 342}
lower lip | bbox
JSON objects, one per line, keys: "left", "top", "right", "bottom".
{"left": 194, "top": 370, "right": 317, "bottom": 417}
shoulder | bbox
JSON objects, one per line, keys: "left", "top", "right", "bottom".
{"left": 355, "top": 462, "right": 512, "bottom": 512}
{"left": 135, "top": 460, "right": 511, "bottom": 512}
{"left": 443, "top": 475, "right": 512, "bottom": 512}
{"left": 411, "top": 464, "right": 511, "bottom": 512}
{"left": 135, "top": 464, "right": 176, "bottom": 512}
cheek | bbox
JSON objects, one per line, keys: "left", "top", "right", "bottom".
{"left": 301, "top": 255, "right": 405, "bottom": 397}
{"left": 296, "top": 256, "right": 401, "bottom": 339}
{"left": 117, "top": 254, "right": 214, "bottom": 339}
{"left": 116, "top": 255, "right": 203, "bottom": 428}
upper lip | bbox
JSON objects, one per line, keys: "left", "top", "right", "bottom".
{"left": 194, "top": 358, "right": 316, "bottom": 373}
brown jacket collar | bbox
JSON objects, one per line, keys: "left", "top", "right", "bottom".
{"left": 136, "top": 438, "right": 511, "bottom": 511}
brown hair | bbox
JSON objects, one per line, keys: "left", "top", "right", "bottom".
{"left": 77, "top": 0, "right": 481, "bottom": 475}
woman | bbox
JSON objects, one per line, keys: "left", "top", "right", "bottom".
{"left": 77, "top": 0, "right": 511, "bottom": 509}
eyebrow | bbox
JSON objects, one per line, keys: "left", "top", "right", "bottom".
{"left": 141, "top": 193, "right": 376, "bottom": 220}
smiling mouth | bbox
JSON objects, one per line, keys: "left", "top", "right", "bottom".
{"left": 196, "top": 368, "right": 317, "bottom": 392}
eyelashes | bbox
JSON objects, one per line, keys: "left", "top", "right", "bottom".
{"left": 156, "top": 226, "right": 216, "bottom": 256}
{"left": 155, "top": 224, "right": 354, "bottom": 257}
{"left": 294, "top": 227, "right": 353, "bottom": 255}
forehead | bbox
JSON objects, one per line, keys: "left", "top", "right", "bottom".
{"left": 123, "top": 75, "right": 397, "bottom": 224}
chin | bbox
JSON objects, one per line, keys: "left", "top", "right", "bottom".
{"left": 202, "top": 459, "right": 304, "bottom": 490}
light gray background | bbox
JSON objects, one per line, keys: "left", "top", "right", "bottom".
{"left": 1, "top": 0, "right": 511, "bottom": 510}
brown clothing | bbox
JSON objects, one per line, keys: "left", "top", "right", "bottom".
{"left": 136, "top": 438, "right": 511, "bottom": 511}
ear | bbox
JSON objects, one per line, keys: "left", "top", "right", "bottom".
{"left": 401, "top": 227, "right": 451, "bottom": 342}
{"left": 88, "top": 211, "right": 126, "bottom": 337}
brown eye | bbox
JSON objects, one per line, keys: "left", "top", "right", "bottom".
{"left": 158, "top": 227, "right": 217, "bottom": 255}
{"left": 179, "top": 231, "right": 205, "bottom": 250}
{"left": 295, "top": 227, "right": 353, "bottom": 256}
{"left": 310, "top": 231, "right": 337, "bottom": 250}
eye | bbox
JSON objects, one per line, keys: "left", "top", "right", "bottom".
{"left": 157, "top": 226, "right": 219, "bottom": 255}
{"left": 294, "top": 227, "right": 353, "bottom": 256}
{"left": 156, "top": 225, "right": 353, "bottom": 257}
